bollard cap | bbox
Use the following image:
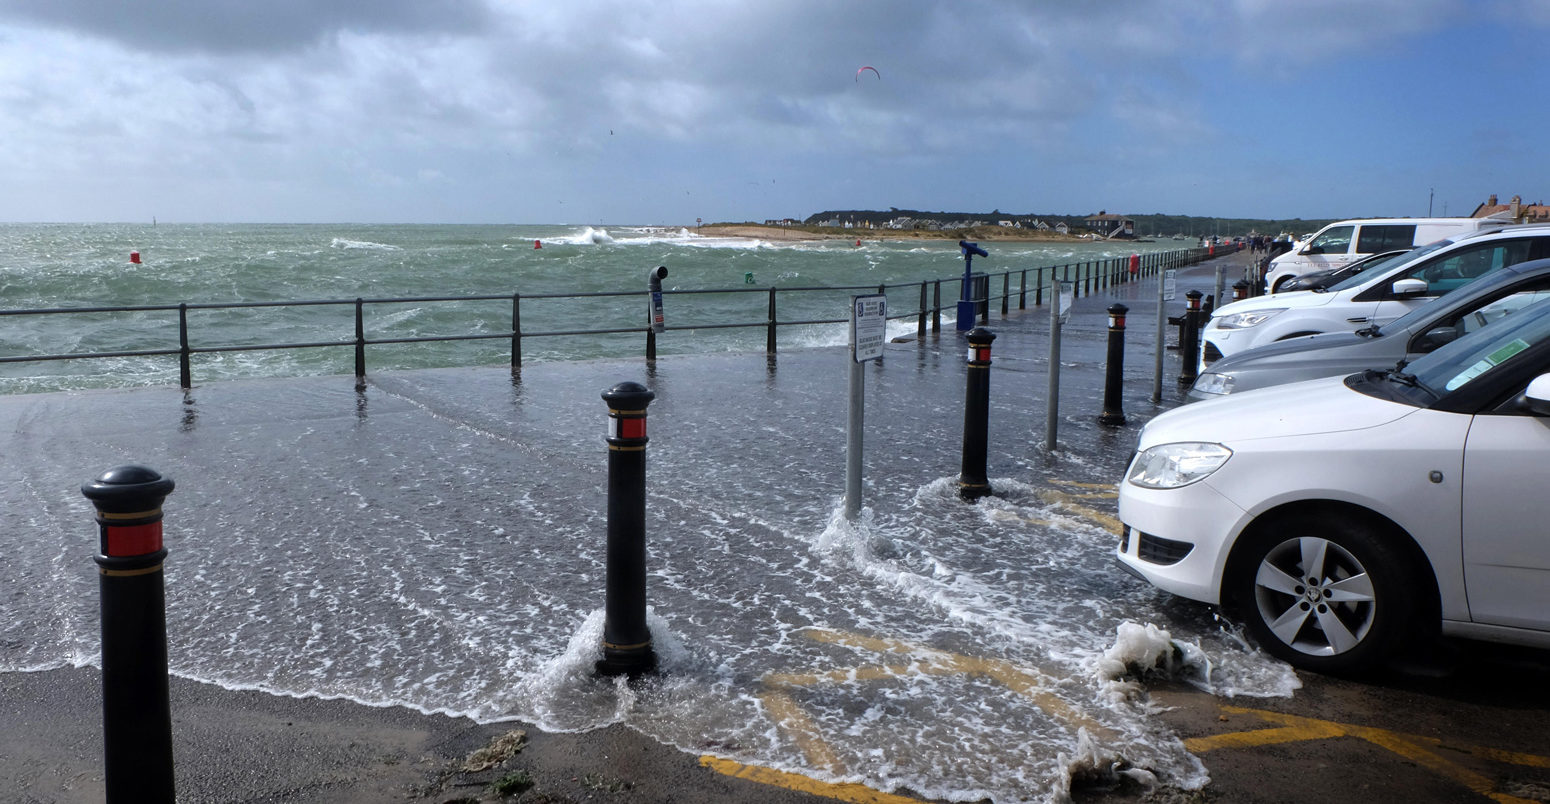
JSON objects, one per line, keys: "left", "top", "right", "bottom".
{"left": 965, "top": 327, "right": 996, "bottom": 345}
{"left": 81, "top": 465, "right": 175, "bottom": 513}
{"left": 1107, "top": 303, "right": 1130, "bottom": 315}
{"left": 602, "top": 381, "right": 655, "bottom": 412}
{"left": 1185, "top": 289, "right": 1203, "bottom": 299}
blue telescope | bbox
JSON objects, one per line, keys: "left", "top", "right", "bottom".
{"left": 956, "top": 241, "right": 987, "bottom": 331}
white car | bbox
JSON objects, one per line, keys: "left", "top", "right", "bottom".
{"left": 1117, "top": 296, "right": 1550, "bottom": 673}
{"left": 1264, "top": 217, "right": 1508, "bottom": 293}
{"left": 1202, "top": 225, "right": 1550, "bottom": 366}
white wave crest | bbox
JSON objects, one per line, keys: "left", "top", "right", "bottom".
{"left": 329, "top": 238, "right": 401, "bottom": 251}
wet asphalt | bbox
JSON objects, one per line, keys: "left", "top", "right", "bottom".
{"left": 3, "top": 247, "right": 1546, "bottom": 804}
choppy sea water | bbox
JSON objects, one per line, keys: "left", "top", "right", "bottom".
{"left": 0, "top": 224, "right": 1292, "bottom": 803}
{"left": 1, "top": 222, "right": 1190, "bottom": 394}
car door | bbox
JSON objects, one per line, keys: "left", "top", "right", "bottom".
{"left": 1460, "top": 408, "right": 1550, "bottom": 629}
{"left": 1362, "top": 237, "right": 1543, "bottom": 330}
{"left": 1299, "top": 225, "right": 1355, "bottom": 275}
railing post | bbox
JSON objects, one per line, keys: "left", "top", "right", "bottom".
{"left": 178, "top": 304, "right": 191, "bottom": 389}
{"left": 597, "top": 382, "right": 657, "bottom": 678}
{"left": 511, "top": 293, "right": 522, "bottom": 368}
{"left": 1036, "top": 267, "right": 1044, "bottom": 306}
{"left": 1099, "top": 304, "right": 1129, "bottom": 426}
{"left": 1019, "top": 270, "right": 1027, "bottom": 310}
{"left": 917, "top": 282, "right": 927, "bottom": 340}
{"left": 766, "top": 287, "right": 778, "bottom": 354}
{"left": 354, "top": 298, "right": 366, "bottom": 381}
{"left": 959, "top": 328, "right": 996, "bottom": 501}
{"left": 83, "top": 465, "right": 177, "bottom": 804}
{"left": 932, "top": 280, "right": 941, "bottom": 333}
{"left": 1001, "top": 272, "right": 1009, "bottom": 316}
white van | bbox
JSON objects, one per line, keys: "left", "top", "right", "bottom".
{"left": 1265, "top": 217, "right": 1508, "bottom": 292}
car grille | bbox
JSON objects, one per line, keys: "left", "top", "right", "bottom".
{"left": 1137, "top": 533, "right": 1194, "bottom": 565}
{"left": 1202, "top": 342, "right": 1223, "bottom": 363}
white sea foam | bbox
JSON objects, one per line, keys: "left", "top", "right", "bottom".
{"left": 329, "top": 237, "right": 401, "bottom": 251}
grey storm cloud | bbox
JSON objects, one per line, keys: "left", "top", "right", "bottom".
{"left": 0, "top": 0, "right": 491, "bottom": 53}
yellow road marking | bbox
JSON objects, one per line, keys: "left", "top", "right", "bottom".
{"left": 698, "top": 756, "right": 924, "bottom": 804}
{"left": 758, "top": 690, "right": 843, "bottom": 774}
{"left": 1189, "top": 705, "right": 1547, "bottom": 804}
{"left": 750, "top": 626, "right": 1117, "bottom": 800}
{"left": 1035, "top": 489, "right": 1121, "bottom": 532}
{"left": 1051, "top": 480, "right": 1116, "bottom": 491}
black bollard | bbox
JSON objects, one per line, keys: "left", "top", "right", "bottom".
{"left": 959, "top": 328, "right": 996, "bottom": 501}
{"left": 1179, "top": 290, "right": 1203, "bottom": 385}
{"left": 82, "top": 465, "right": 177, "bottom": 804}
{"left": 1233, "top": 279, "right": 1250, "bottom": 301}
{"left": 1099, "top": 304, "right": 1129, "bottom": 426}
{"left": 597, "top": 382, "right": 658, "bottom": 677}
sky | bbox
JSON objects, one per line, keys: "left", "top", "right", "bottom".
{"left": 1, "top": 0, "right": 1547, "bottom": 225}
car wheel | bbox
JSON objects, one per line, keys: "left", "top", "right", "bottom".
{"left": 1271, "top": 276, "right": 1292, "bottom": 293}
{"left": 1229, "top": 514, "right": 1416, "bottom": 674}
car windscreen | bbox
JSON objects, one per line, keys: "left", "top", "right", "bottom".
{"left": 1324, "top": 239, "right": 1455, "bottom": 293}
{"left": 1405, "top": 296, "right": 1550, "bottom": 396}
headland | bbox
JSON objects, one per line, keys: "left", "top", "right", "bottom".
{"left": 696, "top": 222, "right": 1089, "bottom": 243}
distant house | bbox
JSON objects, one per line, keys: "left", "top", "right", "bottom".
{"left": 765, "top": 218, "right": 800, "bottom": 226}
{"left": 998, "top": 220, "right": 1018, "bottom": 228}
{"left": 1054, "top": 222, "right": 1069, "bottom": 234}
{"left": 1033, "top": 220, "right": 1051, "bottom": 231}
{"left": 1084, "top": 210, "right": 1135, "bottom": 238}
{"left": 1471, "top": 194, "right": 1550, "bottom": 223}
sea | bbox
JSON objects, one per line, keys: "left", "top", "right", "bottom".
{"left": 0, "top": 223, "right": 1295, "bottom": 803}
{"left": 0, "top": 223, "right": 1198, "bottom": 395}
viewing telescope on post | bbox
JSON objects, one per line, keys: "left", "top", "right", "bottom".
{"left": 956, "top": 241, "right": 987, "bottom": 332}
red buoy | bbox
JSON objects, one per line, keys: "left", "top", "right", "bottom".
{"left": 534, "top": 240, "right": 542, "bottom": 249}
{"left": 129, "top": 251, "right": 141, "bottom": 264}
{"left": 855, "top": 239, "right": 861, "bottom": 247}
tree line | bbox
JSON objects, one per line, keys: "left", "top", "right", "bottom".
{"left": 803, "top": 208, "right": 1340, "bottom": 237}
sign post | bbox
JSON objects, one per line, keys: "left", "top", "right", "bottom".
{"left": 1154, "top": 267, "right": 1176, "bottom": 402}
{"left": 846, "top": 294, "right": 886, "bottom": 519}
{"left": 1045, "top": 281, "right": 1071, "bottom": 450}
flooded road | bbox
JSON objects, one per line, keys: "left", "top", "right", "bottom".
{"left": 1, "top": 255, "right": 1320, "bottom": 802}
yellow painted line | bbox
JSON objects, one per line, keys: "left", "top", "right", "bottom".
{"left": 758, "top": 690, "right": 843, "bottom": 773}
{"left": 1190, "top": 706, "right": 1545, "bottom": 804}
{"left": 774, "top": 629, "right": 1115, "bottom": 739}
{"left": 1051, "top": 480, "right": 1116, "bottom": 491}
{"left": 1034, "top": 489, "right": 1122, "bottom": 532}
{"left": 698, "top": 756, "right": 923, "bottom": 804}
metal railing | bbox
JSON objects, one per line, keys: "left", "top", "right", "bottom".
{"left": 0, "top": 247, "right": 1218, "bottom": 388}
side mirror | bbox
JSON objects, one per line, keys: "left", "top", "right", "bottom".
{"left": 1519, "top": 373, "right": 1550, "bottom": 416}
{"left": 1413, "top": 326, "right": 1459, "bottom": 352}
{"left": 1391, "top": 278, "right": 1429, "bottom": 297}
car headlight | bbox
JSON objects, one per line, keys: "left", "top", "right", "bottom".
{"left": 1127, "top": 443, "right": 1233, "bottom": 489}
{"left": 1215, "top": 308, "right": 1285, "bottom": 329}
{"left": 1193, "top": 372, "right": 1235, "bottom": 396}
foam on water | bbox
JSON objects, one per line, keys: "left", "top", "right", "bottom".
{"left": 0, "top": 225, "right": 1289, "bottom": 802}
{"left": 330, "top": 237, "right": 401, "bottom": 251}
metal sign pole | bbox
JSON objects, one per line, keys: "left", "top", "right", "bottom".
{"left": 1154, "top": 267, "right": 1176, "bottom": 403}
{"left": 845, "top": 294, "right": 886, "bottom": 519}
{"left": 1045, "top": 281, "right": 1065, "bottom": 450}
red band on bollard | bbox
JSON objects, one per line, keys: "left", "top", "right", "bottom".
{"left": 105, "top": 522, "right": 163, "bottom": 557}
{"left": 609, "top": 417, "right": 646, "bottom": 439}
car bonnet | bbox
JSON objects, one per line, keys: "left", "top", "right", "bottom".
{"left": 1139, "top": 375, "right": 1416, "bottom": 450}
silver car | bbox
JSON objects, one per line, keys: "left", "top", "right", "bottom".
{"left": 1189, "top": 256, "right": 1550, "bottom": 402}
